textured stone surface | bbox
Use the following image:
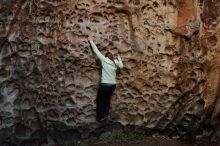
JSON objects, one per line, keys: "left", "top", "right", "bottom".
{"left": 0, "top": 0, "right": 220, "bottom": 145}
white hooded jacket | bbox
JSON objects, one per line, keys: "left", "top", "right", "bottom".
{"left": 89, "top": 40, "right": 123, "bottom": 84}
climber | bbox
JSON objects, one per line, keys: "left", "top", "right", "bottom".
{"left": 88, "top": 38, "right": 123, "bottom": 122}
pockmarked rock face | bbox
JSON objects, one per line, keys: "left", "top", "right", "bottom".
{"left": 0, "top": 0, "right": 220, "bottom": 145}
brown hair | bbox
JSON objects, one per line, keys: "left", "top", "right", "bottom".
{"left": 105, "top": 52, "right": 114, "bottom": 61}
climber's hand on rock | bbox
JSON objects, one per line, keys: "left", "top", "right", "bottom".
{"left": 88, "top": 37, "right": 93, "bottom": 43}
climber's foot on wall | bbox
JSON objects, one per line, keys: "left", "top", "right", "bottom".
{"left": 98, "top": 115, "right": 110, "bottom": 123}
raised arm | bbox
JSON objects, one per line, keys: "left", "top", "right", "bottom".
{"left": 88, "top": 39, "right": 106, "bottom": 61}
{"left": 114, "top": 55, "right": 123, "bottom": 69}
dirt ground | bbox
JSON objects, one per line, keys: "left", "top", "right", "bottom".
{"left": 86, "top": 137, "right": 219, "bottom": 146}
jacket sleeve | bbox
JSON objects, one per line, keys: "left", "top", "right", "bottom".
{"left": 89, "top": 40, "right": 106, "bottom": 61}
{"left": 114, "top": 56, "right": 123, "bottom": 69}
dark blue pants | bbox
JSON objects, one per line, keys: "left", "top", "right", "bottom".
{"left": 96, "top": 83, "right": 116, "bottom": 121}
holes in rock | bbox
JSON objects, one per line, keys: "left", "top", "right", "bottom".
{"left": 92, "top": 12, "right": 103, "bottom": 17}
{"left": 132, "top": 87, "right": 141, "bottom": 96}
{"left": 189, "top": 99, "right": 204, "bottom": 113}
{"left": 117, "top": 103, "right": 129, "bottom": 111}
{"left": 129, "top": 0, "right": 140, "bottom": 5}
{"left": 207, "top": 35, "right": 218, "bottom": 47}
{"left": 165, "top": 45, "right": 174, "bottom": 52}
{"left": 149, "top": 103, "right": 155, "bottom": 108}
{"left": 0, "top": 67, "right": 11, "bottom": 79}
{"left": 67, "top": 118, "right": 76, "bottom": 124}
{"left": 134, "top": 114, "right": 144, "bottom": 124}
{"left": 61, "top": 112, "right": 69, "bottom": 120}
{"left": 36, "top": 102, "right": 44, "bottom": 111}
{"left": 159, "top": 85, "right": 168, "bottom": 91}
{"left": 176, "top": 0, "right": 185, "bottom": 7}
{"left": 147, "top": 112, "right": 161, "bottom": 126}
{"left": 68, "top": 23, "right": 73, "bottom": 27}
{"left": 168, "top": 87, "right": 181, "bottom": 95}
{"left": 47, "top": 109, "right": 59, "bottom": 119}
{"left": 86, "top": 26, "right": 91, "bottom": 31}
{"left": 78, "top": 18, "right": 83, "bottom": 23}
{"left": 90, "top": 17, "right": 100, "bottom": 23}
{"left": 83, "top": 104, "right": 93, "bottom": 113}
{"left": 18, "top": 50, "right": 31, "bottom": 57}
{"left": 65, "top": 98, "right": 75, "bottom": 106}
{"left": 184, "top": 113, "right": 200, "bottom": 124}
{"left": 121, "top": 93, "right": 133, "bottom": 101}
{"left": 30, "top": 118, "right": 41, "bottom": 131}
{"left": 153, "top": 81, "right": 160, "bottom": 87}
{"left": 3, "top": 117, "right": 14, "bottom": 126}
{"left": 76, "top": 95, "right": 90, "bottom": 104}
{"left": 1, "top": 82, "right": 18, "bottom": 100}
{"left": 58, "top": 48, "right": 69, "bottom": 57}
{"left": 111, "top": 35, "right": 119, "bottom": 41}
{"left": 137, "top": 100, "right": 147, "bottom": 110}
{"left": 79, "top": 30, "right": 83, "bottom": 34}
{"left": 21, "top": 98, "right": 31, "bottom": 109}
{"left": 73, "top": 24, "right": 80, "bottom": 30}
{"left": 150, "top": 93, "right": 160, "bottom": 101}
{"left": 113, "top": 24, "right": 118, "bottom": 28}
{"left": 153, "top": 1, "right": 159, "bottom": 7}
{"left": 160, "top": 93, "right": 170, "bottom": 103}
{"left": 22, "top": 108, "right": 38, "bottom": 119}
{"left": 147, "top": 46, "right": 153, "bottom": 54}
{"left": 199, "top": 0, "right": 204, "bottom": 6}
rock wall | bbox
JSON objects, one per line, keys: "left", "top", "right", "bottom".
{"left": 201, "top": 0, "right": 220, "bottom": 142}
{"left": 0, "top": 0, "right": 219, "bottom": 145}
